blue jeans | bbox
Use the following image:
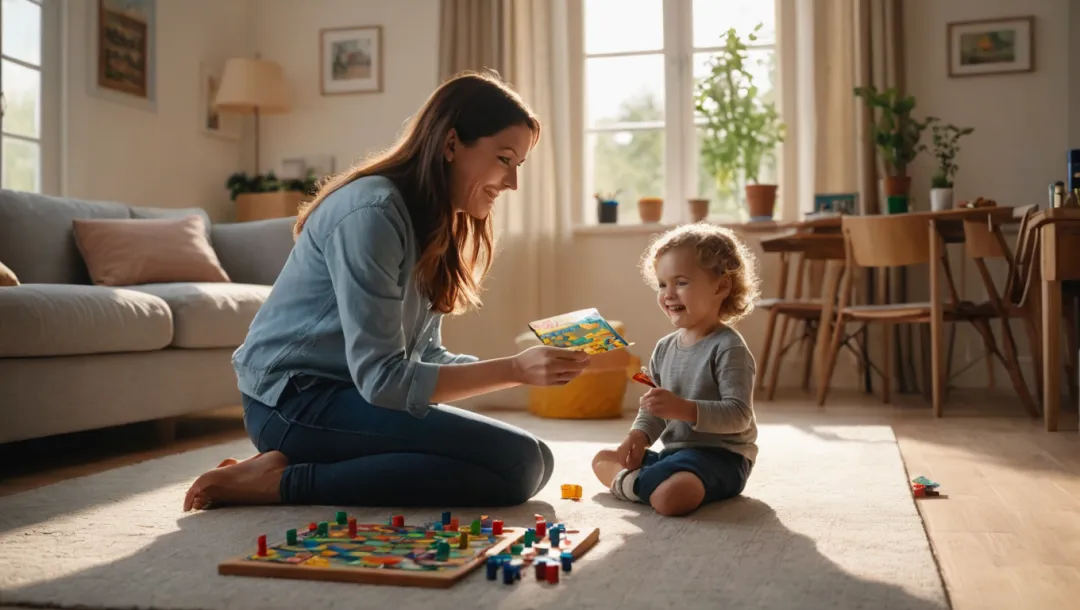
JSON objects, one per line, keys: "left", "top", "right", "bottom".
{"left": 241, "top": 375, "right": 555, "bottom": 507}
{"left": 635, "top": 446, "right": 751, "bottom": 506}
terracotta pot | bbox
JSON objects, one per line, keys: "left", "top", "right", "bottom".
{"left": 882, "top": 175, "right": 912, "bottom": 197}
{"left": 688, "top": 198, "right": 710, "bottom": 222}
{"left": 638, "top": 197, "right": 663, "bottom": 223}
{"left": 745, "top": 184, "right": 778, "bottom": 220}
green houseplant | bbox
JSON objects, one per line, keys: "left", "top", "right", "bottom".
{"left": 695, "top": 24, "right": 785, "bottom": 220}
{"left": 852, "top": 85, "right": 932, "bottom": 197}
{"left": 927, "top": 118, "right": 974, "bottom": 211}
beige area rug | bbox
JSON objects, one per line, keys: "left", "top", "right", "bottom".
{"left": 0, "top": 414, "right": 947, "bottom": 610}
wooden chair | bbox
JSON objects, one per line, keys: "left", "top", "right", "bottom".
{"left": 817, "top": 214, "right": 1006, "bottom": 416}
{"left": 756, "top": 233, "right": 848, "bottom": 399}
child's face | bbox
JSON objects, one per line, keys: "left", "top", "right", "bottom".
{"left": 653, "top": 246, "right": 731, "bottom": 329}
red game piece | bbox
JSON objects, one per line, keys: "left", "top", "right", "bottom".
{"left": 492, "top": 519, "right": 504, "bottom": 535}
{"left": 536, "top": 520, "right": 547, "bottom": 538}
{"left": 392, "top": 515, "right": 405, "bottom": 527}
{"left": 257, "top": 534, "right": 267, "bottom": 557}
{"left": 348, "top": 517, "right": 357, "bottom": 537}
{"left": 449, "top": 517, "right": 459, "bottom": 531}
{"left": 308, "top": 522, "right": 317, "bottom": 531}
{"left": 535, "top": 562, "right": 546, "bottom": 581}
{"left": 546, "top": 563, "right": 559, "bottom": 583}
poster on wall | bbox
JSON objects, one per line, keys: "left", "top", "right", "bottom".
{"left": 947, "top": 16, "right": 1034, "bottom": 77}
{"left": 89, "top": 0, "right": 157, "bottom": 111}
{"left": 320, "top": 25, "right": 383, "bottom": 95}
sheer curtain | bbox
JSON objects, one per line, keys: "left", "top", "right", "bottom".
{"left": 783, "top": 0, "right": 905, "bottom": 217}
{"left": 437, "top": 0, "right": 577, "bottom": 408}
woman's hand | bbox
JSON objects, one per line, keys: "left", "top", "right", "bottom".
{"left": 511, "top": 345, "right": 590, "bottom": 386}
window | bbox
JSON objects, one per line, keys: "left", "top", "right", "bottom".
{"left": 1, "top": 0, "right": 51, "bottom": 193}
{"left": 581, "top": 0, "right": 778, "bottom": 225}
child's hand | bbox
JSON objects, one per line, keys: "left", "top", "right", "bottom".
{"left": 616, "top": 430, "right": 648, "bottom": 470}
{"left": 640, "top": 388, "right": 696, "bottom": 422}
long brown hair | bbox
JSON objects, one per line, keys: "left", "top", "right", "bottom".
{"left": 294, "top": 71, "right": 540, "bottom": 315}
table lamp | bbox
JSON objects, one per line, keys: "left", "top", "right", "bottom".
{"left": 214, "top": 57, "right": 290, "bottom": 174}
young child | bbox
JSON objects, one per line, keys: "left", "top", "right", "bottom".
{"left": 592, "top": 223, "right": 761, "bottom": 516}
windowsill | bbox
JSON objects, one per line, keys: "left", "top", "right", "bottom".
{"left": 573, "top": 219, "right": 792, "bottom": 236}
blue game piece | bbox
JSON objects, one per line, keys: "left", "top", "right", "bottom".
{"left": 441, "top": 511, "right": 451, "bottom": 525}
{"left": 502, "top": 563, "right": 515, "bottom": 584}
{"left": 486, "top": 557, "right": 500, "bottom": 580}
{"left": 433, "top": 522, "right": 443, "bottom": 531}
{"left": 560, "top": 551, "right": 573, "bottom": 572}
{"left": 550, "top": 528, "right": 561, "bottom": 547}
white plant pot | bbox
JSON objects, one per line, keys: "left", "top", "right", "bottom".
{"left": 930, "top": 187, "right": 953, "bottom": 212}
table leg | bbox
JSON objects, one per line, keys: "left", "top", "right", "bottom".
{"left": 1042, "top": 277, "right": 1062, "bottom": 431}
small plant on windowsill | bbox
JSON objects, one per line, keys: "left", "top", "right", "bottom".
{"left": 926, "top": 118, "right": 974, "bottom": 211}
{"left": 225, "top": 170, "right": 320, "bottom": 201}
{"left": 694, "top": 23, "right": 785, "bottom": 221}
{"left": 853, "top": 85, "right": 932, "bottom": 199}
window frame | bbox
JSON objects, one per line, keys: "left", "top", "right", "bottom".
{"left": 0, "top": 0, "right": 61, "bottom": 195}
{"left": 576, "top": 0, "right": 782, "bottom": 228}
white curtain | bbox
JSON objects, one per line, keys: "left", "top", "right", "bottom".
{"left": 438, "top": 0, "right": 577, "bottom": 409}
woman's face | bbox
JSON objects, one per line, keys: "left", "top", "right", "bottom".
{"left": 445, "top": 123, "right": 534, "bottom": 219}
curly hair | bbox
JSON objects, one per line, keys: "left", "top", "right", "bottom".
{"left": 640, "top": 223, "right": 761, "bottom": 325}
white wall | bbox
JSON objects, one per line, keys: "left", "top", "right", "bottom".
{"left": 61, "top": 0, "right": 251, "bottom": 221}
{"left": 905, "top": 1, "right": 1069, "bottom": 209}
{"left": 248, "top": 0, "right": 440, "bottom": 183}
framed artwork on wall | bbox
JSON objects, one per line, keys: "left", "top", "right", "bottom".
{"left": 89, "top": 0, "right": 157, "bottom": 111}
{"left": 947, "top": 16, "right": 1034, "bottom": 78}
{"left": 199, "top": 62, "right": 241, "bottom": 140}
{"left": 320, "top": 25, "right": 383, "bottom": 95}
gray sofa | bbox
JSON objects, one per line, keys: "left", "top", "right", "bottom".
{"left": 0, "top": 189, "right": 295, "bottom": 445}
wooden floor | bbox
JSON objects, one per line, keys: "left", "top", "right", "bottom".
{"left": 1, "top": 389, "right": 1078, "bottom": 610}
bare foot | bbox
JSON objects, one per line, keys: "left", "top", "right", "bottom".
{"left": 183, "top": 451, "right": 288, "bottom": 512}
{"left": 592, "top": 449, "right": 624, "bottom": 488}
{"left": 216, "top": 453, "right": 263, "bottom": 468}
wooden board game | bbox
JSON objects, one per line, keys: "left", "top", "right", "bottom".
{"left": 218, "top": 511, "right": 599, "bottom": 589}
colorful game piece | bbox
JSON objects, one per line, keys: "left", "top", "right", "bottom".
{"left": 392, "top": 515, "right": 405, "bottom": 527}
{"left": 535, "top": 561, "right": 547, "bottom": 581}
{"left": 335, "top": 511, "right": 347, "bottom": 525}
{"left": 257, "top": 535, "right": 267, "bottom": 557}
{"left": 561, "top": 484, "right": 573, "bottom": 499}
{"left": 449, "top": 517, "right": 459, "bottom": 532}
{"left": 471, "top": 519, "right": 481, "bottom": 535}
{"left": 486, "top": 557, "right": 500, "bottom": 580}
{"left": 536, "top": 520, "right": 547, "bottom": 538}
{"left": 511, "top": 544, "right": 523, "bottom": 556}
{"left": 286, "top": 529, "right": 297, "bottom": 545}
{"left": 441, "top": 511, "right": 451, "bottom": 525}
{"left": 308, "top": 522, "right": 317, "bottom": 532}
{"left": 502, "top": 564, "right": 515, "bottom": 584}
{"left": 524, "top": 529, "right": 535, "bottom": 547}
{"left": 560, "top": 551, "right": 573, "bottom": 572}
{"left": 436, "top": 540, "right": 450, "bottom": 561}
{"left": 317, "top": 522, "right": 328, "bottom": 537}
{"left": 348, "top": 517, "right": 357, "bottom": 538}
{"left": 573, "top": 484, "right": 583, "bottom": 499}
{"left": 492, "top": 519, "right": 504, "bottom": 535}
{"left": 433, "top": 522, "right": 444, "bottom": 531}
{"left": 458, "top": 531, "right": 468, "bottom": 549}
{"left": 550, "top": 528, "right": 561, "bottom": 547}
{"left": 546, "top": 563, "right": 559, "bottom": 584}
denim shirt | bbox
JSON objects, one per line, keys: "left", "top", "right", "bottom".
{"left": 232, "top": 175, "right": 478, "bottom": 417}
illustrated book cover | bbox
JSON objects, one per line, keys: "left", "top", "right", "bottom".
{"left": 527, "top": 308, "right": 631, "bottom": 355}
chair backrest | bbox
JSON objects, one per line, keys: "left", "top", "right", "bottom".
{"left": 840, "top": 214, "right": 939, "bottom": 268}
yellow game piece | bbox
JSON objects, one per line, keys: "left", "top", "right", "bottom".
{"left": 573, "top": 484, "right": 583, "bottom": 499}
{"left": 560, "top": 484, "right": 573, "bottom": 499}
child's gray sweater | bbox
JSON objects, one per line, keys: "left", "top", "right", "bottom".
{"left": 632, "top": 325, "right": 759, "bottom": 465}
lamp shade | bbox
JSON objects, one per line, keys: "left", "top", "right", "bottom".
{"left": 214, "top": 58, "right": 290, "bottom": 114}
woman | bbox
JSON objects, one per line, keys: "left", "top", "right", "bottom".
{"left": 183, "top": 72, "right": 590, "bottom": 511}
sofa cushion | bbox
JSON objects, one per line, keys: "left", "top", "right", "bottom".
{"left": 130, "top": 205, "right": 213, "bottom": 239}
{"left": 128, "top": 283, "right": 270, "bottom": 348}
{"left": 0, "top": 260, "right": 18, "bottom": 286}
{"left": 0, "top": 189, "right": 131, "bottom": 284}
{"left": 72, "top": 215, "right": 231, "bottom": 286}
{"left": 0, "top": 284, "right": 173, "bottom": 357}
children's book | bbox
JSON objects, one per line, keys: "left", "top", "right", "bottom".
{"left": 528, "top": 308, "right": 632, "bottom": 355}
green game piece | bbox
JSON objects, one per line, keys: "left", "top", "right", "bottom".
{"left": 318, "top": 521, "right": 329, "bottom": 536}
{"left": 511, "top": 544, "right": 523, "bottom": 555}
{"left": 471, "top": 520, "right": 481, "bottom": 535}
{"left": 436, "top": 541, "right": 450, "bottom": 561}
{"left": 286, "top": 529, "right": 297, "bottom": 545}
{"left": 524, "top": 530, "right": 535, "bottom": 546}
{"left": 336, "top": 511, "right": 347, "bottom": 525}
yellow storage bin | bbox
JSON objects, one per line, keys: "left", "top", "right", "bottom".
{"left": 515, "top": 320, "right": 639, "bottom": 419}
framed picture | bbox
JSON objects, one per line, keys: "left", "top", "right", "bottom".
{"left": 90, "top": 0, "right": 157, "bottom": 111}
{"left": 947, "top": 16, "right": 1034, "bottom": 77}
{"left": 199, "top": 62, "right": 241, "bottom": 140}
{"left": 813, "top": 193, "right": 859, "bottom": 215}
{"left": 320, "top": 25, "right": 383, "bottom": 95}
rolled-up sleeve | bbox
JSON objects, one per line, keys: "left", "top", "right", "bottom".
{"left": 323, "top": 204, "right": 439, "bottom": 415}
{"left": 423, "top": 315, "right": 479, "bottom": 365}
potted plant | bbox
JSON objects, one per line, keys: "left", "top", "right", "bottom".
{"left": 927, "top": 119, "right": 974, "bottom": 211}
{"left": 853, "top": 85, "right": 932, "bottom": 198}
{"left": 227, "top": 170, "right": 320, "bottom": 221}
{"left": 695, "top": 24, "right": 785, "bottom": 220}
